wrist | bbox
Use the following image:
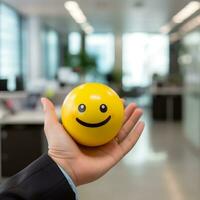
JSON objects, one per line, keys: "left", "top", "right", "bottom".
{"left": 48, "top": 153, "right": 78, "bottom": 186}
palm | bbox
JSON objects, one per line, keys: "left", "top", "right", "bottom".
{"left": 42, "top": 98, "right": 144, "bottom": 185}
{"left": 81, "top": 141, "right": 123, "bottom": 175}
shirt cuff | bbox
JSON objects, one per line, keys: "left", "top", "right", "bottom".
{"left": 57, "top": 165, "right": 78, "bottom": 200}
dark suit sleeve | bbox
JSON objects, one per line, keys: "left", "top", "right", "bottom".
{"left": 0, "top": 154, "right": 76, "bottom": 200}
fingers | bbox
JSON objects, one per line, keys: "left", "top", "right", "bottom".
{"left": 123, "top": 103, "right": 137, "bottom": 124}
{"left": 118, "top": 107, "right": 143, "bottom": 142}
{"left": 41, "top": 97, "right": 60, "bottom": 133}
{"left": 119, "top": 121, "right": 145, "bottom": 155}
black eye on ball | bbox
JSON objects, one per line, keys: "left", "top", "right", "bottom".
{"left": 78, "top": 104, "right": 86, "bottom": 112}
{"left": 100, "top": 104, "right": 107, "bottom": 113}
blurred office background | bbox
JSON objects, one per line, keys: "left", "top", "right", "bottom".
{"left": 0, "top": 0, "right": 200, "bottom": 199}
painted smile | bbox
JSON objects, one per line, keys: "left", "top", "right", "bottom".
{"left": 76, "top": 116, "right": 111, "bottom": 128}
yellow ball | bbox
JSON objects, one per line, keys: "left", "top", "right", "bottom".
{"left": 61, "top": 83, "right": 124, "bottom": 146}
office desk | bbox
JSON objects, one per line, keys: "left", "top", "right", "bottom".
{"left": 0, "top": 108, "right": 60, "bottom": 177}
{"left": 0, "top": 108, "right": 60, "bottom": 125}
{"left": 150, "top": 87, "right": 183, "bottom": 121}
{"left": 0, "top": 91, "right": 27, "bottom": 100}
{"left": 0, "top": 110, "right": 44, "bottom": 125}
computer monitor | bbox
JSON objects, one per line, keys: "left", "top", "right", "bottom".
{"left": 0, "top": 79, "right": 8, "bottom": 91}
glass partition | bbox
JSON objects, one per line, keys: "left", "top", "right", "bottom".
{"left": 0, "top": 3, "right": 21, "bottom": 90}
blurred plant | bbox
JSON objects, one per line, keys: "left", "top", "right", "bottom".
{"left": 167, "top": 74, "right": 183, "bottom": 86}
{"left": 106, "top": 68, "right": 122, "bottom": 86}
{"left": 64, "top": 52, "right": 97, "bottom": 72}
{"left": 63, "top": 32, "right": 97, "bottom": 73}
{"left": 179, "top": 42, "right": 188, "bottom": 56}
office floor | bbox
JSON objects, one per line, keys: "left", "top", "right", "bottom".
{"left": 78, "top": 109, "right": 200, "bottom": 200}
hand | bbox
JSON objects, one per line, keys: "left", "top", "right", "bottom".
{"left": 41, "top": 97, "right": 144, "bottom": 186}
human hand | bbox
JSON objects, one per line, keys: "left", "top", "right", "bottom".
{"left": 41, "top": 97, "right": 144, "bottom": 186}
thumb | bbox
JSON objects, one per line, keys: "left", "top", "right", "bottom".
{"left": 41, "top": 97, "right": 59, "bottom": 132}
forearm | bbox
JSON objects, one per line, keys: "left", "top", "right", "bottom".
{"left": 0, "top": 154, "right": 76, "bottom": 200}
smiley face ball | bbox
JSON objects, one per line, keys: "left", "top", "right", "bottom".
{"left": 61, "top": 83, "right": 124, "bottom": 146}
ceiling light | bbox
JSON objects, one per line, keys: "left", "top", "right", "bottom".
{"left": 70, "top": 9, "right": 87, "bottom": 24}
{"left": 64, "top": 1, "right": 79, "bottom": 11}
{"left": 160, "top": 22, "right": 174, "bottom": 33}
{"left": 65, "top": 1, "right": 87, "bottom": 24}
{"left": 172, "top": 1, "right": 200, "bottom": 24}
{"left": 81, "top": 22, "right": 94, "bottom": 34}
{"left": 64, "top": 1, "right": 94, "bottom": 33}
{"left": 180, "top": 15, "right": 200, "bottom": 33}
{"left": 169, "top": 33, "right": 180, "bottom": 43}
{"left": 84, "top": 25, "right": 94, "bottom": 34}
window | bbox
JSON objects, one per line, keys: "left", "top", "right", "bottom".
{"left": 0, "top": 3, "right": 21, "bottom": 90}
{"left": 86, "top": 33, "right": 115, "bottom": 74}
{"left": 68, "top": 32, "right": 81, "bottom": 55}
{"left": 123, "top": 33, "right": 169, "bottom": 88}
{"left": 43, "top": 29, "right": 59, "bottom": 79}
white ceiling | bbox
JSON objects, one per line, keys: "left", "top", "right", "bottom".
{"left": 4, "top": 0, "right": 197, "bottom": 33}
